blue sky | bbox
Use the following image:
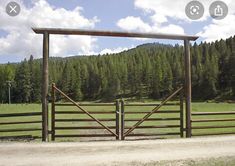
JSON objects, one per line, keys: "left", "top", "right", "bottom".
{"left": 0, "top": 0, "right": 234, "bottom": 63}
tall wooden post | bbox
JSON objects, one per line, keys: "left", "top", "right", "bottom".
{"left": 42, "top": 32, "right": 49, "bottom": 141}
{"left": 120, "top": 100, "right": 125, "bottom": 140}
{"left": 184, "top": 39, "right": 192, "bottom": 138}
{"left": 180, "top": 89, "right": 184, "bottom": 138}
{"left": 115, "top": 100, "right": 120, "bottom": 140}
{"left": 51, "top": 83, "right": 55, "bottom": 141}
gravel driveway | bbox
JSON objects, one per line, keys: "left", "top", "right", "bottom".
{"left": 1, "top": 136, "right": 235, "bottom": 166}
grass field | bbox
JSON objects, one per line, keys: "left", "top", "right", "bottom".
{"left": 0, "top": 102, "right": 235, "bottom": 141}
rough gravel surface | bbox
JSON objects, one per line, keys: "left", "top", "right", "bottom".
{"left": 1, "top": 136, "right": 235, "bottom": 166}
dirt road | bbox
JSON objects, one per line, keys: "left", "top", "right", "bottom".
{"left": 1, "top": 136, "right": 235, "bottom": 166}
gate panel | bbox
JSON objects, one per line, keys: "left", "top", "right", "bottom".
{"left": 51, "top": 84, "right": 119, "bottom": 141}
{"left": 121, "top": 87, "right": 184, "bottom": 140}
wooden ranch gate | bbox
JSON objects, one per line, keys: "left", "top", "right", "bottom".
{"left": 51, "top": 84, "right": 184, "bottom": 141}
{"left": 33, "top": 27, "right": 198, "bottom": 141}
{"left": 51, "top": 84, "right": 119, "bottom": 141}
{"left": 120, "top": 87, "right": 184, "bottom": 140}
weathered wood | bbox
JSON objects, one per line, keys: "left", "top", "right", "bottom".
{"left": 126, "top": 132, "right": 181, "bottom": 137}
{"left": 192, "top": 111, "right": 235, "bottom": 115}
{"left": 124, "top": 87, "right": 183, "bottom": 137}
{"left": 32, "top": 28, "right": 199, "bottom": 41}
{"left": 0, "top": 135, "right": 41, "bottom": 140}
{"left": 55, "top": 118, "right": 116, "bottom": 122}
{"left": 184, "top": 39, "right": 192, "bottom": 138}
{"left": 0, "top": 128, "right": 41, "bottom": 132}
{"left": 42, "top": 31, "right": 49, "bottom": 142}
{"left": 192, "top": 125, "right": 235, "bottom": 129}
{"left": 120, "top": 99, "right": 125, "bottom": 140}
{"left": 115, "top": 100, "right": 120, "bottom": 140}
{"left": 55, "top": 103, "right": 115, "bottom": 106}
{"left": 0, "top": 112, "right": 41, "bottom": 117}
{"left": 53, "top": 85, "right": 118, "bottom": 137}
{"left": 0, "top": 121, "right": 42, "bottom": 125}
{"left": 55, "top": 134, "right": 114, "bottom": 137}
{"left": 55, "top": 126, "right": 116, "bottom": 130}
{"left": 124, "top": 125, "right": 180, "bottom": 129}
{"left": 124, "top": 103, "right": 180, "bottom": 106}
{"left": 191, "top": 118, "right": 235, "bottom": 122}
{"left": 180, "top": 90, "right": 184, "bottom": 138}
{"left": 125, "top": 118, "right": 180, "bottom": 121}
{"left": 51, "top": 83, "right": 55, "bottom": 141}
{"left": 124, "top": 110, "right": 180, "bottom": 114}
{"left": 55, "top": 111, "right": 115, "bottom": 114}
{"left": 192, "top": 132, "right": 235, "bottom": 136}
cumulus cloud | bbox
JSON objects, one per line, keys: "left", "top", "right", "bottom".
{"left": 197, "top": 0, "right": 235, "bottom": 41}
{"left": 117, "top": 16, "right": 184, "bottom": 35}
{"left": 133, "top": 0, "right": 235, "bottom": 41}
{"left": 99, "top": 46, "right": 133, "bottom": 55}
{"left": 0, "top": 0, "right": 99, "bottom": 59}
{"left": 117, "top": 16, "right": 151, "bottom": 32}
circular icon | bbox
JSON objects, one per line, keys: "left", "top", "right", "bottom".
{"left": 185, "top": 1, "right": 204, "bottom": 20}
{"left": 6, "top": 1, "right": 21, "bottom": 16}
{"left": 209, "top": 1, "right": 228, "bottom": 20}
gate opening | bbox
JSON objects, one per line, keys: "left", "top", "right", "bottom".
{"left": 33, "top": 28, "right": 198, "bottom": 141}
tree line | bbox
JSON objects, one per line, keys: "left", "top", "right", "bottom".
{"left": 0, "top": 35, "right": 235, "bottom": 103}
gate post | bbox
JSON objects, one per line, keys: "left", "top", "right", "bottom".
{"left": 120, "top": 99, "right": 125, "bottom": 140}
{"left": 51, "top": 83, "right": 55, "bottom": 141}
{"left": 42, "top": 31, "right": 49, "bottom": 142}
{"left": 184, "top": 39, "right": 192, "bottom": 138}
{"left": 180, "top": 89, "right": 184, "bottom": 138}
{"left": 115, "top": 100, "right": 120, "bottom": 140}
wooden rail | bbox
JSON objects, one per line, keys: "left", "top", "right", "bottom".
{"left": 120, "top": 87, "right": 184, "bottom": 140}
{"left": 123, "top": 87, "right": 183, "bottom": 137}
{"left": 0, "top": 121, "right": 42, "bottom": 125}
{"left": 126, "top": 132, "right": 181, "bottom": 137}
{"left": 0, "top": 111, "right": 42, "bottom": 140}
{"left": 0, "top": 112, "right": 42, "bottom": 117}
{"left": 51, "top": 84, "right": 119, "bottom": 141}
{"left": 51, "top": 84, "right": 185, "bottom": 141}
{"left": 55, "top": 118, "right": 116, "bottom": 122}
{"left": 192, "top": 111, "right": 235, "bottom": 115}
{"left": 191, "top": 110, "right": 235, "bottom": 137}
{"left": 52, "top": 84, "right": 118, "bottom": 137}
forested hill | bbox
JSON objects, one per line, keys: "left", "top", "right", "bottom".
{"left": 0, "top": 36, "right": 235, "bottom": 103}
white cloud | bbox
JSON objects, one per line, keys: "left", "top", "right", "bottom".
{"left": 133, "top": 0, "right": 235, "bottom": 42}
{"left": 197, "top": 1, "right": 235, "bottom": 42}
{"left": 100, "top": 46, "right": 133, "bottom": 55}
{"left": 0, "top": 0, "right": 99, "bottom": 59}
{"left": 197, "top": 16, "right": 235, "bottom": 42}
{"left": 117, "top": 16, "right": 184, "bottom": 35}
{"left": 117, "top": 16, "right": 151, "bottom": 32}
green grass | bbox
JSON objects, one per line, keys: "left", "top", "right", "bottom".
{"left": 0, "top": 102, "right": 234, "bottom": 141}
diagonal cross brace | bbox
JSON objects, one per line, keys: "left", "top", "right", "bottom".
{"left": 53, "top": 85, "right": 118, "bottom": 137}
{"left": 124, "top": 87, "right": 183, "bottom": 137}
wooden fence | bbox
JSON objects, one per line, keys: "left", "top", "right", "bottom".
{"left": 191, "top": 111, "right": 235, "bottom": 136}
{"left": 0, "top": 111, "right": 42, "bottom": 140}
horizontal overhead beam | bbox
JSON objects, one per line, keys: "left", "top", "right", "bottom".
{"left": 32, "top": 28, "right": 198, "bottom": 41}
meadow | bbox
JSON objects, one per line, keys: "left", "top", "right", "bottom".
{"left": 0, "top": 102, "right": 235, "bottom": 141}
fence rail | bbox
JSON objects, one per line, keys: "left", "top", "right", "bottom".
{"left": 51, "top": 83, "right": 119, "bottom": 141}
{"left": 120, "top": 87, "right": 184, "bottom": 140}
{"left": 191, "top": 110, "right": 235, "bottom": 137}
{"left": 0, "top": 111, "right": 42, "bottom": 140}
